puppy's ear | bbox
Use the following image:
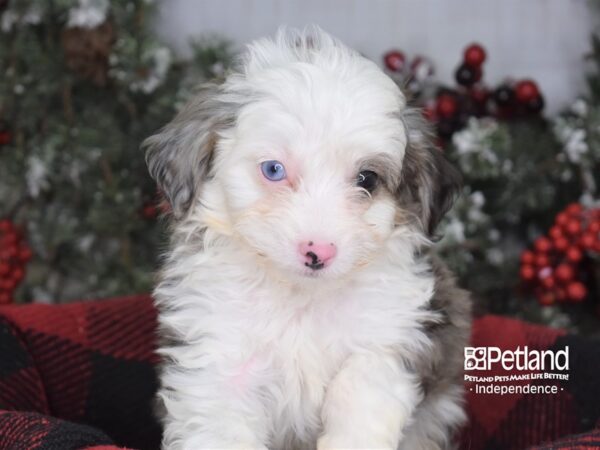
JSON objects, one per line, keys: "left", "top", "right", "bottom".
{"left": 399, "top": 109, "right": 462, "bottom": 236}
{"left": 143, "top": 83, "right": 233, "bottom": 219}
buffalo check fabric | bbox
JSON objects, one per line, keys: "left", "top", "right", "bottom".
{"left": 0, "top": 295, "right": 160, "bottom": 450}
{"left": 0, "top": 295, "right": 599, "bottom": 450}
{"left": 0, "top": 410, "right": 115, "bottom": 450}
{"left": 531, "top": 428, "right": 600, "bottom": 449}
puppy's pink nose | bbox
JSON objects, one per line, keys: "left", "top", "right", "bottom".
{"left": 298, "top": 241, "right": 337, "bottom": 270}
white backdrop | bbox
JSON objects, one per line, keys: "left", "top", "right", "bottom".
{"left": 156, "top": 0, "right": 595, "bottom": 114}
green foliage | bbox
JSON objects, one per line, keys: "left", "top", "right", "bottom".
{"left": 0, "top": 0, "right": 232, "bottom": 302}
{"left": 438, "top": 118, "right": 565, "bottom": 310}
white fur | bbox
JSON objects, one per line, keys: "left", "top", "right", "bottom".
{"left": 153, "top": 28, "right": 461, "bottom": 450}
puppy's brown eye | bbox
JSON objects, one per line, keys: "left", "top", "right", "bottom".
{"left": 356, "top": 170, "right": 378, "bottom": 193}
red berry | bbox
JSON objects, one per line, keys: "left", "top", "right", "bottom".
{"left": 0, "top": 292, "right": 10, "bottom": 304}
{"left": 514, "top": 79, "right": 540, "bottom": 103}
{"left": 556, "top": 288, "right": 567, "bottom": 302}
{"left": 0, "top": 220, "right": 12, "bottom": 233}
{"left": 384, "top": 50, "right": 406, "bottom": 72}
{"left": 0, "top": 262, "right": 9, "bottom": 276}
{"left": 553, "top": 236, "right": 569, "bottom": 253}
{"left": 587, "top": 221, "right": 600, "bottom": 234}
{"left": 549, "top": 226, "right": 563, "bottom": 240}
{"left": 535, "top": 254, "right": 550, "bottom": 268}
{"left": 566, "top": 246, "right": 583, "bottom": 263}
{"left": 464, "top": 44, "right": 486, "bottom": 68}
{"left": 142, "top": 204, "right": 157, "bottom": 219}
{"left": 534, "top": 237, "right": 553, "bottom": 253}
{"left": 520, "top": 265, "right": 536, "bottom": 281}
{"left": 6, "top": 245, "right": 17, "bottom": 259}
{"left": 436, "top": 94, "right": 458, "bottom": 119}
{"left": 2, "top": 232, "right": 17, "bottom": 246}
{"left": 565, "top": 219, "right": 582, "bottom": 236}
{"left": 566, "top": 203, "right": 583, "bottom": 216}
{"left": 556, "top": 212, "right": 570, "bottom": 228}
{"left": 11, "top": 267, "right": 24, "bottom": 282}
{"left": 540, "top": 275, "right": 555, "bottom": 290}
{"left": 470, "top": 85, "right": 489, "bottom": 104}
{"left": 18, "top": 247, "right": 32, "bottom": 262}
{"left": 3, "top": 278, "right": 16, "bottom": 290}
{"left": 0, "top": 133, "right": 9, "bottom": 146}
{"left": 554, "top": 264, "right": 574, "bottom": 284}
{"left": 580, "top": 232, "right": 596, "bottom": 250}
{"left": 566, "top": 282, "right": 587, "bottom": 302}
{"left": 520, "top": 250, "right": 535, "bottom": 265}
{"left": 537, "top": 291, "right": 555, "bottom": 306}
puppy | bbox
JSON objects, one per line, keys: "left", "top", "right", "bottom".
{"left": 144, "top": 28, "right": 471, "bottom": 450}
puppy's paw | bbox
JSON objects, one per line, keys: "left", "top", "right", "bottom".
{"left": 316, "top": 434, "right": 340, "bottom": 450}
{"left": 205, "top": 444, "right": 267, "bottom": 450}
{"left": 317, "top": 433, "right": 395, "bottom": 450}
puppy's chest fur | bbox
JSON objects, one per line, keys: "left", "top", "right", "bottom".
{"left": 253, "top": 305, "right": 350, "bottom": 447}
{"left": 157, "top": 246, "right": 440, "bottom": 447}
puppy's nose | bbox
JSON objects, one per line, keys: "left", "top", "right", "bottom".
{"left": 298, "top": 241, "right": 337, "bottom": 270}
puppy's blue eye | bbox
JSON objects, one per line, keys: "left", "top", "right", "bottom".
{"left": 260, "top": 160, "right": 287, "bottom": 181}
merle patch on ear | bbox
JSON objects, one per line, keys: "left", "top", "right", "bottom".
{"left": 399, "top": 109, "right": 463, "bottom": 236}
{"left": 142, "top": 83, "right": 234, "bottom": 219}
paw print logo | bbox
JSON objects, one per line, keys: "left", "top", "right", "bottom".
{"left": 464, "top": 347, "right": 487, "bottom": 370}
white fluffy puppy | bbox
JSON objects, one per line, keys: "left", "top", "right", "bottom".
{"left": 144, "top": 28, "right": 471, "bottom": 450}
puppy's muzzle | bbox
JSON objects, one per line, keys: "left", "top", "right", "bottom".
{"left": 299, "top": 241, "right": 337, "bottom": 270}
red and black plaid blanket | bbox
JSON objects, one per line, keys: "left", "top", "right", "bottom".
{"left": 0, "top": 295, "right": 598, "bottom": 450}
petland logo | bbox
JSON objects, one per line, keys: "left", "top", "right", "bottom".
{"left": 464, "top": 346, "right": 569, "bottom": 371}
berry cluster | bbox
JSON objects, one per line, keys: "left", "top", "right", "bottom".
{"left": 454, "top": 44, "right": 486, "bottom": 88}
{"left": 140, "top": 190, "right": 172, "bottom": 220}
{"left": 141, "top": 202, "right": 158, "bottom": 219}
{"left": 383, "top": 50, "right": 435, "bottom": 95}
{"left": 520, "top": 204, "right": 600, "bottom": 306}
{"left": 492, "top": 79, "right": 545, "bottom": 118}
{"left": 420, "top": 43, "right": 546, "bottom": 139}
{"left": 0, "top": 121, "right": 11, "bottom": 146}
{"left": 0, "top": 219, "right": 32, "bottom": 304}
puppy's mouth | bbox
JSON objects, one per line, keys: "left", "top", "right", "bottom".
{"left": 303, "top": 251, "right": 325, "bottom": 271}
{"left": 301, "top": 267, "right": 325, "bottom": 278}
{"left": 298, "top": 261, "right": 338, "bottom": 280}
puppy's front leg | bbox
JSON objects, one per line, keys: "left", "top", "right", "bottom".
{"left": 160, "top": 361, "right": 269, "bottom": 450}
{"left": 318, "top": 352, "right": 422, "bottom": 450}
